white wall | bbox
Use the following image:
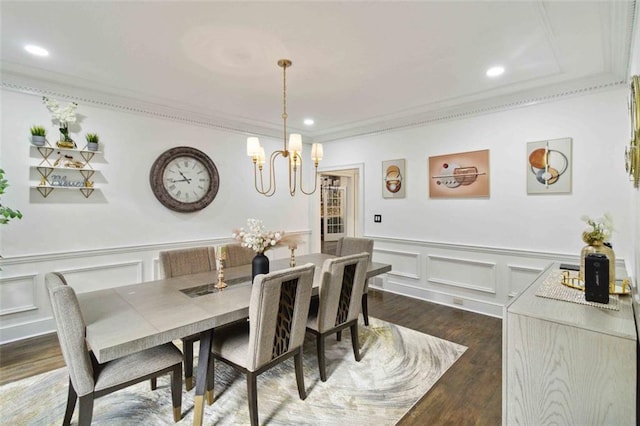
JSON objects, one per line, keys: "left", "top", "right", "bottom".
{"left": 321, "top": 88, "right": 632, "bottom": 315}
{"left": 0, "top": 88, "right": 313, "bottom": 343}
{"left": 0, "top": 73, "right": 635, "bottom": 342}
{"left": 1, "top": 90, "right": 311, "bottom": 256}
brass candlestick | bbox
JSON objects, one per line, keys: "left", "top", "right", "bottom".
{"left": 289, "top": 243, "right": 297, "bottom": 267}
{"left": 216, "top": 248, "right": 227, "bottom": 289}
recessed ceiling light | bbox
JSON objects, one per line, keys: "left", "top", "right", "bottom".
{"left": 486, "top": 66, "right": 505, "bottom": 78}
{"left": 25, "top": 44, "right": 49, "bottom": 57}
{"left": 304, "top": 118, "right": 315, "bottom": 126}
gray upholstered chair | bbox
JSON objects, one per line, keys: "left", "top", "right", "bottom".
{"left": 207, "top": 263, "right": 315, "bottom": 426}
{"left": 45, "top": 272, "right": 183, "bottom": 425}
{"left": 221, "top": 244, "right": 255, "bottom": 267}
{"left": 159, "top": 246, "right": 217, "bottom": 391}
{"left": 306, "top": 252, "right": 369, "bottom": 382}
{"left": 335, "top": 237, "right": 374, "bottom": 325}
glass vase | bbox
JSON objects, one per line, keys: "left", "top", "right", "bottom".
{"left": 580, "top": 241, "right": 615, "bottom": 291}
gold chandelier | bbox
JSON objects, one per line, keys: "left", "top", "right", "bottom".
{"left": 246, "top": 59, "right": 323, "bottom": 197}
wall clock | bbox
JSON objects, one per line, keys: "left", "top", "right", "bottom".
{"left": 626, "top": 75, "right": 640, "bottom": 188}
{"left": 149, "top": 146, "right": 220, "bottom": 212}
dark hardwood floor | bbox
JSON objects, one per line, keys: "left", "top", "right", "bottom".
{"left": 0, "top": 289, "right": 502, "bottom": 425}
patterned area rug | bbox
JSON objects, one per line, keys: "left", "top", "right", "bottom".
{"left": 0, "top": 317, "right": 466, "bottom": 425}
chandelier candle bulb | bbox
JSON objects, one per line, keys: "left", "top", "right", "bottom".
{"left": 247, "top": 137, "right": 261, "bottom": 157}
{"left": 311, "top": 143, "right": 323, "bottom": 162}
{"left": 289, "top": 134, "right": 302, "bottom": 154}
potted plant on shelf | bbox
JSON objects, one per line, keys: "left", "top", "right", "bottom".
{"left": 85, "top": 133, "right": 99, "bottom": 151}
{"left": 30, "top": 125, "right": 47, "bottom": 146}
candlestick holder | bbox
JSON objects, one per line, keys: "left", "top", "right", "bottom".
{"left": 289, "top": 246, "right": 296, "bottom": 267}
{"left": 216, "top": 251, "right": 227, "bottom": 289}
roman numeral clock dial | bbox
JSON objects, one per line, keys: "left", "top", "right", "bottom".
{"left": 150, "top": 147, "right": 220, "bottom": 212}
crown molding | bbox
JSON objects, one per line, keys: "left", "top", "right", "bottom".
{"left": 0, "top": 69, "right": 284, "bottom": 141}
{"left": 311, "top": 74, "right": 626, "bottom": 143}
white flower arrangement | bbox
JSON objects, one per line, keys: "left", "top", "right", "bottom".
{"left": 232, "top": 219, "right": 284, "bottom": 254}
{"left": 43, "top": 97, "right": 78, "bottom": 127}
{"left": 580, "top": 213, "right": 614, "bottom": 245}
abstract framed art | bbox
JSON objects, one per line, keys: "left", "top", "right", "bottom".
{"left": 526, "top": 137, "right": 572, "bottom": 194}
{"left": 382, "top": 159, "right": 406, "bottom": 198}
{"left": 428, "top": 149, "right": 490, "bottom": 198}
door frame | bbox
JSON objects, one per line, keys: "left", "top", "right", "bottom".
{"left": 312, "top": 163, "right": 364, "bottom": 252}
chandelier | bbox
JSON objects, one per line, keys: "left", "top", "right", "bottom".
{"left": 246, "top": 59, "right": 323, "bottom": 197}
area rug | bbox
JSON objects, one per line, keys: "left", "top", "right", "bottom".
{"left": 0, "top": 317, "right": 466, "bottom": 425}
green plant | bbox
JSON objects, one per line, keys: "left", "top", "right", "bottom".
{"left": 85, "top": 133, "right": 100, "bottom": 143}
{"left": 30, "top": 125, "right": 47, "bottom": 136}
{"left": 0, "top": 169, "right": 23, "bottom": 225}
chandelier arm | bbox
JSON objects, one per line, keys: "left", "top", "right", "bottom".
{"left": 262, "top": 150, "right": 282, "bottom": 197}
{"left": 295, "top": 152, "right": 319, "bottom": 195}
{"left": 253, "top": 161, "right": 265, "bottom": 194}
{"left": 289, "top": 155, "right": 298, "bottom": 196}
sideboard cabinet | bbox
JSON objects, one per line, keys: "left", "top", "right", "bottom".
{"left": 503, "top": 262, "right": 636, "bottom": 425}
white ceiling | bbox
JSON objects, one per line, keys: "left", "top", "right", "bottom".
{"left": 1, "top": 1, "right": 636, "bottom": 142}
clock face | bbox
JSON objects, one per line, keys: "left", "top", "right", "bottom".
{"left": 162, "top": 156, "right": 211, "bottom": 203}
{"left": 150, "top": 147, "right": 219, "bottom": 212}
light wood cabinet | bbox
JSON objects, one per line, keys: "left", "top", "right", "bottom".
{"left": 503, "top": 262, "right": 636, "bottom": 425}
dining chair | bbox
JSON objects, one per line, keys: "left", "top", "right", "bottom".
{"left": 45, "top": 272, "right": 183, "bottom": 425}
{"left": 159, "top": 246, "right": 217, "bottom": 391}
{"left": 306, "top": 252, "right": 369, "bottom": 382}
{"left": 221, "top": 244, "right": 255, "bottom": 267}
{"left": 335, "top": 237, "right": 374, "bottom": 325}
{"left": 207, "top": 263, "right": 315, "bottom": 426}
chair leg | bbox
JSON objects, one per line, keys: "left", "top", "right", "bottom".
{"left": 77, "top": 394, "right": 94, "bottom": 426}
{"left": 206, "top": 355, "right": 215, "bottom": 405}
{"left": 247, "top": 371, "right": 259, "bottom": 426}
{"left": 316, "top": 333, "right": 327, "bottom": 382}
{"left": 150, "top": 377, "right": 157, "bottom": 390}
{"left": 294, "top": 347, "right": 307, "bottom": 400}
{"left": 63, "top": 378, "right": 77, "bottom": 426}
{"left": 184, "top": 338, "right": 194, "bottom": 391}
{"left": 350, "top": 323, "right": 361, "bottom": 362}
{"left": 171, "top": 364, "right": 183, "bottom": 422}
{"left": 361, "top": 292, "right": 369, "bottom": 326}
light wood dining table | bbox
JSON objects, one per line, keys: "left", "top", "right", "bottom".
{"left": 76, "top": 252, "right": 391, "bottom": 426}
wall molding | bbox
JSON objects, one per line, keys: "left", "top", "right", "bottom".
{"left": 426, "top": 255, "right": 497, "bottom": 294}
{"left": 0, "top": 230, "right": 312, "bottom": 266}
{"left": 373, "top": 248, "right": 421, "bottom": 280}
{"left": 0, "top": 273, "right": 38, "bottom": 316}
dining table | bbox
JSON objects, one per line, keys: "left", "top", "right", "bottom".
{"left": 76, "top": 252, "right": 392, "bottom": 426}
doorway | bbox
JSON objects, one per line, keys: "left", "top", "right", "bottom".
{"left": 318, "top": 166, "right": 362, "bottom": 254}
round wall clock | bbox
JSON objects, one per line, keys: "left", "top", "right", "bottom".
{"left": 149, "top": 146, "right": 220, "bottom": 212}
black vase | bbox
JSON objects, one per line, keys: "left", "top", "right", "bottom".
{"left": 252, "top": 252, "right": 269, "bottom": 283}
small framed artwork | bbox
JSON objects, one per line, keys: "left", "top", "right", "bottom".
{"left": 382, "top": 159, "right": 405, "bottom": 198}
{"left": 526, "top": 137, "right": 572, "bottom": 194}
{"left": 429, "top": 149, "right": 490, "bottom": 198}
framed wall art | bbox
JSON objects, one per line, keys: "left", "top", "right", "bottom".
{"left": 526, "top": 137, "right": 572, "bottom": 194}
{"left": 429, "top": 149, "right": 490, "bottom": 198}
{"left": 382, "top": 159, "right": 405, "bottom": 198}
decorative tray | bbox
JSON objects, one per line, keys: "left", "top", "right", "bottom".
{"left": 560, "top": 270, "right": 631, "bottom": 295}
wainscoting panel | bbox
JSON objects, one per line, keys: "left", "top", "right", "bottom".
{"left": 367, "top": 235, "right": 591, "bottom": 319}
{"left": 373, "top": 248, "right": 420, "bottom": 280}
{"left": 0, "top": 232, "right": 312, "bottom": 344}
{"left": 0, "top": 274, "right": 37, "bottom": 316}
{"left": 427, "top": 255, "right": 497, "bottom": 294}
{"left": 507, "top": 265, "right": 545, "bottom": 298}
{"left": 58, "top": 261, "right": 143, "bottom": 293}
